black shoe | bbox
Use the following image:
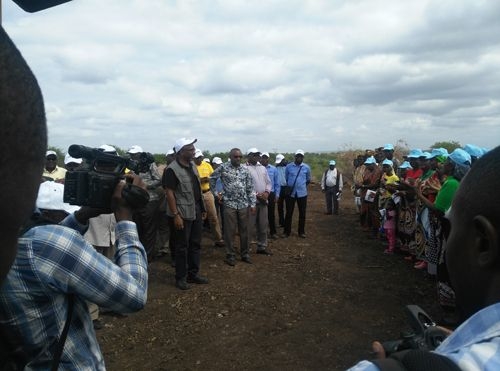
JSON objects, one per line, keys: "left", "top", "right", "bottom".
{"left": 175, "top": 279, "right": 189, "bottom": 290}
{"left": 299, "top": 234, "right": 306, "bottom": 238}
{"left": 256, "top": 248, "right": 273, "bottom": 256}
{"left": 241, "top": 256, "right": 252, "bottom": 264}
{"left": 93, "top": 319, "right": 103, "bottom": 330}
{"left": 224, "top": 257, "right": 236, "bottom": 266}
{"left": 187, "top": 275, "right": 209, "bottom": 284}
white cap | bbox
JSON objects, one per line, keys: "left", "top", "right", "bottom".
{"left": 99, "top": 144, "right": 117, "bottom": 154}
{"left": 203, "top": 158, "right": 210, "bottom": 163}
{"left": 36, "top": 181, "right": 80, "bottom": 214}
{"left": 212, "top": 157, "right": 223, "bottom": 165}
{"left": 127, "top": 145, "right": 143, "bottom": 154}
{"left": 64, "top": 153, "right": 82, "bottom": 165}
{"left": 275, "top": 154, "right": 284, "bottom": 164}
{"left": 166, "top": 149, "right": 175, "bottom": 156}
{"left": 261, "top": 152, "right": 270, "bottom": 158}
{"left": 174, "top": 138, "right": 197, "bottom": 153}
{"left": 295, "top": 149, "right": 305, "bottom": 156}
{"left": 46, "top": 150, "right": 57, "bottom": 157}
{"left": 194, "top": 149, "right": 203, "bottom": 158}
{"left": 247, "top": 147, "right": 260, "bottom": 155}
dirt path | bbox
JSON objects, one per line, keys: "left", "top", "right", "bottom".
{"left": 97, "top": 187, "right": 440, "bottom": 370}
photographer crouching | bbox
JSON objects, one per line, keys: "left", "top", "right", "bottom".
{"left": 0, "top": 162, "right": 149, "bottom": 370}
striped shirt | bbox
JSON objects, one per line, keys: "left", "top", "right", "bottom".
{"left": 0, "top": 213, "right": 148, "bottom": 370}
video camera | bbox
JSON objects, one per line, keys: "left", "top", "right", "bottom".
{"left": 382, "top": 305, "right": 449, "bottom": 356}
{"left": 63, "top": 145, "right": 149, "bottom": 209}
{"left": 136, "top": 152, "right": 155, "bottom": 173}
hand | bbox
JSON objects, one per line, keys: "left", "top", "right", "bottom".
{"left": 201, "top": 211, "right": 207, "bottom": 220}
{"left": 174, "top": 214, "right": 184, "bottom": 230}
{"left": 112, "top": 173, "right": 146, "bottom": 222}
{"left": 371, "top": 341, "right": 386, "bottom": 359}
{"left": 74, "top": 206, "right": 109, "bottom": 224}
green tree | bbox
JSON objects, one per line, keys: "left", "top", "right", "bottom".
{"left": 430, "top": 141, "right": 461, "bottom": 153}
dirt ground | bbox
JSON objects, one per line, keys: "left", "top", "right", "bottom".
{"left": 97, "top": 186, "right": 441, "bottom": 371}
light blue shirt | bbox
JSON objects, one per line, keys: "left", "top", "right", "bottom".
{"left": 285, "top": 162, "right": 311, "bottom": 198}
{"left": 348, "top": 302, "right": 500, "bottom": 371}
{"left": 265, "top": 164, "right": 280, "bottom": 194}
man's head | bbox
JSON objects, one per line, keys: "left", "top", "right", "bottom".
{"left": 260, "top": 152, "right": 270, "bottom": 166}
{"left": 127, "top": 145, "right": 143, "bottom": 161}
{"left": 36, "top": 181, "right": 80, "bottom": 223}
{"left": 0, "top": 27, "right": 47, "bottom": 282}
{"left": 381, "top": 159, "right": 393, "bottom": 174}
{"left": 247, "top": 148, "right": 261, "bottom": 165}
{"left": 45, "top": 150, "right": 58, "bottom": 172}
{"left": 174, "top": 138, "right": 197, "bottom": 163}
{"left": 445, "top": 145, "right": 500, "bottom": 322}
{"left": 165, "top": 149, "right": 175, "bottom": 166}
{"left": 212, "top": 156, "right": 223, "bottom": 169}
{"left": 64, "top": 153, "right": 82, "bottom": 171}
{"left": 229, "top": 148, "right": 243, "bottom": 167}
{"left": 294, "top": 149, "right": 305, "bottom": 165}
{"left": 193, "top": 149, "right": 204, "bottom": 165}
{"left": 329, "top": 160, "right": 336, "bottom": 170}
{"left": 383, "top": 143, "right": 394, "bottom": 160}
{"left": 275, "top": 154, "right": 285, "bottom": 166}
{"left": 364, "top": 156, "right": 377, "bottom": 170}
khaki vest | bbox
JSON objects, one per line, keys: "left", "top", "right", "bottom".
{"left": 167, "top": 160, "right": 202, "bottom": 220}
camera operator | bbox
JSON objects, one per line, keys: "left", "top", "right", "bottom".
{"left": 348, "top": 146, "right": 500, "bottom": 371}
{"left": 127, "top": 145, "right": 162, "bottom": 261}
{"left": 0, "top": 174, "right": 148, "bottom": 370}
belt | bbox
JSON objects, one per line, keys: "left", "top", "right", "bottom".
{"left": 202, "top": 189, "right": 210, "bottom": 194}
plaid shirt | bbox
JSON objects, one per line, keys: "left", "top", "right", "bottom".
{"left": 348, "top": 302, "right": 500, "bottom": 371}
{"left": 0, "top": 214, "right": 148, "bottom": 370}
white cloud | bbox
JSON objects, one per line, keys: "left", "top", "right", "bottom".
{"left": 3, "top": 0, "right": 499, "bottom": 154}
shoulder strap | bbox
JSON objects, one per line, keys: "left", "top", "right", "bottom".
{"left": 51, "top": 294, "right": 75, "bottom": 371}
{"left": 291, "top": 166, "right": 302, "bottom": 190}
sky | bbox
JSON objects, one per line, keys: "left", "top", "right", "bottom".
{"left": 3, "top": 0, "right": 500, "bottom": 155}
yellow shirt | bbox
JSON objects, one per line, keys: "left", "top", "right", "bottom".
{"left": 42, "top": 166, "right": 67, "bottom": 181}
{"left": 196, "top": 161, "right": 214, "bottom": 192}
{"left": 380, "top": 173, "right": 399, "bottom": 199}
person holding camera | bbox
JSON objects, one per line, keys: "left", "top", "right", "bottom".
{"left": 348, "top": 147, "right": 500, "bottom": 371}
{"left": 128, "top": 145, "right": 162, "bottom": 261}
{"left": 0, "top": 174, "right": 149, "bottom": 370}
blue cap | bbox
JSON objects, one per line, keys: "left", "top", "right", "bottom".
{"left": 329, "top": 160, "right": 336, "bottom": 165}
{"left": 399, "top": 161, "right": 412, "bottom": 169}
{"left": 407, "top": 149, "right": 423, "bottom": 158}
{"left": 429, "top": 148, "right": 449, "bottom": 158}
{"left": 449, "top": 148, "right": 472, "bottom": 166}
{"left": 463, "top": 144, "right": 483, "bottom": 159}
{"left": 420, "top": 151, "right": 432, "bottom": 160}
{"left": 383, "top": 144, "right": 394, "bottom": 151}
{"left": 364, "top": 156, "right": 377, "bottom": 165}
{"left": 382, "top": 159, "right": 393, "bottom": 167}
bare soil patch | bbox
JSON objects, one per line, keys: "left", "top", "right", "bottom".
{"left": 97, "top": 186, "right": 440, "bottom": 370}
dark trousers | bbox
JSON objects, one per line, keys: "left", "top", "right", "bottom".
{"left": 168, "top": 208, "right": 202, "bottom": 280}
{"left": 267, "top": 191, "right": 277, "bottom": 235}
{"left": 277, "top": 188, "right": 287, "bottom": 227}
{"left": 324, "top": 186, "right": 339, "bottom": 214}
{"left": 284, "top": 195, "right": 307, "bottom": 235}
{"left": 224, "top": 207, "right": 249, "bottom": 258}
{"left": 134, "top": 199, "right": 160, "bottom": 260}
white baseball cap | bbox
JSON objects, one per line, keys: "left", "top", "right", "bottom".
{"left": 174, "top": 138, "right": 197, "bottom": 153}
{"left": 247, "top": 147, "right": 260, "bottom": 155}
{"left": 127, "top": 145, "right": 143, "bottom": 154}
{"left": 295, "top": 149, "right": 305, "bottom": 156}
{"left": 64, "top": 153, "right": 82, "bottom": 165}
{"left": 36, "top": 181, "right": 80, "bottom": 214}
{"left": 212, "top": 157, "right": 223, "bottom": 165}
{"left": 261, "top": 152, "right": 270, "bottom": 158}
{"left": 46, "top": 150, "right": 57, "bottom": 157}
{"left": 194, "top": 149, "right": 203, "bottom": 158}
{"left": 99, "top": 144, "right": 117, "bottom": 154}
{"left": 275, "top": 154, "right": 284, "bottom": 164}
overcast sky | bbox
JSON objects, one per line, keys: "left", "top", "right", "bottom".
{"left": 4, "top": 0, "right": 500, "bottom": 155}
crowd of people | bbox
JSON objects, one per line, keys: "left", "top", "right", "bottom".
{"left": 352, "top": 143, "right": 487, "bottom": 326}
